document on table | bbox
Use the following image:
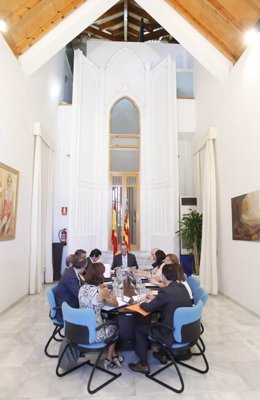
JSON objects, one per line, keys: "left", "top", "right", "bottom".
{"left": 125, "top": 303, "right": 151, "bottom": 316}
{"left": 102, "top": 299, "right": 127, "bottom": 311}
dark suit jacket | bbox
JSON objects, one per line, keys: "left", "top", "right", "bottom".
{"left": 141, "top": 281, "right": 192, "bottom": 346}
{"left": 54, "top": 267, "right": 80, "bottom": 322}
{"left": 111, "top": 252, "right": 139, "bottom": 269}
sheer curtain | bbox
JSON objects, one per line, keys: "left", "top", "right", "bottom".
{"left": 194, "top": 127, "right": 218, "bottom": 294}
{"left": 29, "top": 123, "right": 54, "bottom": 294}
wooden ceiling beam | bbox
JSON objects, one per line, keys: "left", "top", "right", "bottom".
{"left": 98, "top": 15, "right": 123, "bottom": 30}
{"left": 13, "top": 0, "right": 86, "bottom": 55}
{"left": 113, "top": 26, "right": 139, "bottom": 37}
{"left": 144, "top": 28, "right": 169, "bottom": 41}
{"left": 84, "top": 26, "right": 113, "bottom": 40}
{"left": 128, "top": 3, "right": 157, "bottom": 22}
{"left": 245, "top": 0, "right": 260, "bottom": 14}
{"left": 128, "top": 15, "right": 142, "bottom": 26}
{"left": 204, "top": 0, "right": 245, "bottom": 32}
{"left": 144, "top": 23, "right": 161, "bottom": 33}
{"left": 166, "top": 0, "right": 237, "bottom": 63}
{"left": 97, "top": 2, "right": 124, "bottom": 20}
{"left": 4, "top": 0, "right": 44, "bottom": 28}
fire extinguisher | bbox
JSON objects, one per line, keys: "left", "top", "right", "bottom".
{"left": 58, "top": 228, "right": 67, "bottom": 246}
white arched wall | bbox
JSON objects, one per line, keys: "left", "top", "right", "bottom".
{"left": 65, "top": 43, "right": 181, "bottom": 253}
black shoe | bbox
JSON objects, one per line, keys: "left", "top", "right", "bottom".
{"left": 152, "top": 350, "right": 167, "bottom": 365}
{"left": 128, "top": 362, "right": 150, "bottom": 374}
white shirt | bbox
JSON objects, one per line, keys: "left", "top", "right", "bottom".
{"left": 122, "top": 255, "right": 127, "bottom": 267}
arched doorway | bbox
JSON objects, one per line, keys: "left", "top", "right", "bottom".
{"left": 109, "top": 97, "right": 140, "bottom": 250}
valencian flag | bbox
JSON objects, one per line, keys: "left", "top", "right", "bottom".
{"left": 111, "top": 200, "right": 118, "bottom": 255}
{"left": 123, "top": 201, "right": 130, "bottom": 250}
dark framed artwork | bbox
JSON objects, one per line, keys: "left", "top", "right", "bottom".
{"left": 0, "top": 162, "right": 19, "bottom": 240}
{"left": 231, "top": 190, "right": 260, "bottom": 241}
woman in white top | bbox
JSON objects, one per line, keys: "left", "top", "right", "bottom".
{"left": 149, "top": 253, "right": 193, "bottom": 300}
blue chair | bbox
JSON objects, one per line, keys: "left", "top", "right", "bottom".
{"left": 56, "top": 302, "right": 121, "bottom": 394}
{"left": 146, "top": 300, "right": 209, "bottom": 393}
{"left": 187, "top": 275, "right": 200, "bottom": 294}
{"left": 193, "top": 286, "right": 208, "bottom": 306}
{"left": 192, "top": 286, "right": 208, "bottom": 353}
{"left": 44, "top": 285, "right": 64, "bottom": 358}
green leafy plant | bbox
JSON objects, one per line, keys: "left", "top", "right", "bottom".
{"left": 176, "top": 209, "right": 203, "bottom": 275}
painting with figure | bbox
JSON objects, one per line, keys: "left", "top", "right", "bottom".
{"left": 0, "top": 162, "right": 19, "bottom": 240}
{"left": 231, "top": 190, "right": 260, "bottom": 241}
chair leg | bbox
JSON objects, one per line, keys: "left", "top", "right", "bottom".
{"left": 56, "top": 343, "right": 90, "bottom": 377}
{"left": 146, "top": 347, "right": 185, "bottom": 393}
{"left": 176, "top": 341, "right": 209, "bottom": 374}
{"left": 87, "top": 347, "right": 121, "bottom": 394}
{"left": 56, "top": 344, "right": 121, "bottom": 394}
{"left": 192, "top": 336, "right": 206, "bottom": 356}
{"left": 44, "top": 325, "right": 64, "bottom": 358}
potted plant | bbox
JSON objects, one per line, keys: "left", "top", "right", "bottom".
{"left": 176, "top": 209, "right": 203, "bottom": 275}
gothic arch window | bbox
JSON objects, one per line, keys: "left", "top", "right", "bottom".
{"left": 109, "top": 97, "right": 140, "bottom": 250}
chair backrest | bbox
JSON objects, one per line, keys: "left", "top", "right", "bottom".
{"left": 173, "top": 300, "right": 203, "bottom": 343}
{"left": 62, "top": 302, "right": 97, "bottom": 344}
{"left": 193, "top": 287, "right": 208, "bottom": 306}
{"left": 47, "top": 285, "right": 58, "bottom": 319}
{"left": 187, "top": 275, "right": 200, "bottom": 293}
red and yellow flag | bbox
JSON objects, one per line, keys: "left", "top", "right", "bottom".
{"left": 111, "top": 200, "right": 118, "bottom": 255}
{"left": 123, "top": 205, "right": 130, "bottom": 250}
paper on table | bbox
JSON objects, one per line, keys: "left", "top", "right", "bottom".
{"left": 102, "top": 299, "right": 126, "bottom": 311}
{"left": 125, "top": 303, "right": 151, "bottom": 316}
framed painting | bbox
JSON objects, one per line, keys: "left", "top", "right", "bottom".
{"left": 0, "top": 162, "right": 19, "bottom": 240}
{"left": 231, "top": 190, "right": 260, "bottom": 241}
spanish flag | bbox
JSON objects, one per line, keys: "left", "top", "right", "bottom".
{"left": 123, "top": 204, "right": 130, "bottom": 250}
{"left": 111, "top": 200, "right": 118, "bottom": 255}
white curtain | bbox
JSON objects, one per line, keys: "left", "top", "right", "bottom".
{"left": 45, "top": 148, "right": 53, "bottom": 283}
{"left": 29, "top": 124, "right": 54, "bottom": 294}
{"left": 194, "top": 128, "right": 218, "bottom": 294}
{"left": 29, "top": 134, "right": 42, "bottom": 294}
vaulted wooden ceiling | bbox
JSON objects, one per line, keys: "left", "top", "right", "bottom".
{"left": 0, "top": 0, "right": 260, "bottom": 64}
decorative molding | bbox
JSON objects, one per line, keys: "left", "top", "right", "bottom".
{"left": 105, "top": 46, "right": 144, "bottom": 73}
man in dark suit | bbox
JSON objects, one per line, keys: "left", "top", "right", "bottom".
{"left": 54, "top": 259, "right": 86, "bottom": 322}
{"left": 128, "top": 263, "right": 192, "bottom": 374}
{"left": 111, "top": 242, "right": 139, "bottom": 269}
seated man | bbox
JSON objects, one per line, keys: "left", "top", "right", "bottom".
{"left": 84, "top": 248, "right": 102, "bottom": 272}
{"left": 128, "top": 263, "right": 192, "bottom": 373}
{"left": 74, "top": 248, "right": 87, "bottom": 262}
{"left": 54, "top": 259, "right": 86, "bottom": 322}
{"left": 111, "top": 242, "right": 139, "bottom": 269}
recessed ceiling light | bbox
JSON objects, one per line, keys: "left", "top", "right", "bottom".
{"left": 0, "top": 19, "right": 7, "bottom": 33}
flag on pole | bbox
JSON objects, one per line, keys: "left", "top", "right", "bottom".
{"left": 123, "top": 201, "right": 130, "bottom": 250}
{"left": 111, "top": 200, "right": 118, "bottom": 255}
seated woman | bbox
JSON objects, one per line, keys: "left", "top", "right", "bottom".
{"left": 135, "top": 249, "right": 166, "bottom": 279}
{"left": 149, "top": 253, "right": 193, "bottom": 300}
{"left": 78, "top": 262, "right": 124, "bottom": 369}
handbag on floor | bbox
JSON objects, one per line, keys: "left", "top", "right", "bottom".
{"left": 58, "top": 338, "right": 80, "bottom": 370}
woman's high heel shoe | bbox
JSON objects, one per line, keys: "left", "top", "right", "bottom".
{"left": 103, "top": 358, "right": 119, "bottom": 369}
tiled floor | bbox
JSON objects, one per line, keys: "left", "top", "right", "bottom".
{"left": 1, "top": 284, "right": 260, "bottom": 399}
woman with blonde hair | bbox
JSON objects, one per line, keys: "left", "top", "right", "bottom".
{"left": 149, "top": 253, "right": 193, "bottom": 300}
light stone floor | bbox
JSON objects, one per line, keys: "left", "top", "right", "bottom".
{"left": 1, "top": 284, "right": 260, "bottom": 399}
